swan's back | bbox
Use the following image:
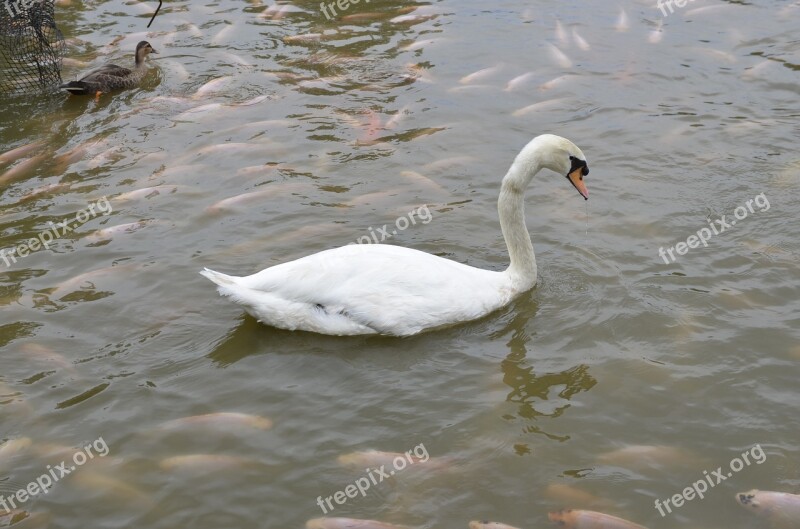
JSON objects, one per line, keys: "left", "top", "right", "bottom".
{"left": 202, "top": 244, "right": 513, "bottom": 336}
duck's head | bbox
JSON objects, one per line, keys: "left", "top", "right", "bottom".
{"left": 135, "top": 41, "right": 158, "bottom": 61}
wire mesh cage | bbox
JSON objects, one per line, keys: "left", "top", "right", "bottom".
{"left": 0, "top": 0, "right": 65, "bottom": 94}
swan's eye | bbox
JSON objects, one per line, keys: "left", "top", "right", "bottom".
{"left": 568, "top": 156, "right": 588, "bottom": 176}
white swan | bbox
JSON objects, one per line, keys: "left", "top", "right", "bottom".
{"left": 201, "top": 134, "right": 590, "bottom": 336}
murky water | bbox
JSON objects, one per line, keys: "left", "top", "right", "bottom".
{"left": 1, "top": 0, "right": 799, "bottom": 527}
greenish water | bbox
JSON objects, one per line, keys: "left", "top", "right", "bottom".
{"left": 1, "top": 0, "right": 798, "bottom": 528}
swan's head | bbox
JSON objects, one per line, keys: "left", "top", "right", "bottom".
{"left": 524, "top": 134, "right": 590, "bottom": 200}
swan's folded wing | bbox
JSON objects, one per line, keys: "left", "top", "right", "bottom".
{"left": 237, "top": 244, "right": 511, "bottom": 335}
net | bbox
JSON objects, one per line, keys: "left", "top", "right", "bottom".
{"left": 0, "top": 0, "right": 65, "bottom": 94}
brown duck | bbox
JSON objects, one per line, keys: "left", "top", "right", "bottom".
{"left": 60, "top": 41, "right": 157, "bottom": 96}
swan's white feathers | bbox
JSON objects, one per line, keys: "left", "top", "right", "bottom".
{"left": 200, "top": 134, "right": 588, "bottom": 336}
{"left": 202, "top": 244, "right": 514, "bottom": 336}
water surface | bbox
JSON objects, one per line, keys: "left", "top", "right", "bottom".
{"left": 1, "top": 0, "right": 799, "bottom": 528}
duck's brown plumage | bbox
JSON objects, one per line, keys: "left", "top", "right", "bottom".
{"left": 60, "top": 41, "right": 157, "bottom": 95}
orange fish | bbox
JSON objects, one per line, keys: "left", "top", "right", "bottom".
{"left": 469, "top": 521, "right": 522, "bottom": 529}
{"left": 0, "top": 140, "right": 44, "bottom": 165}
{"left": 157, "top": 412, "right": 273, "bottom": 431}
{"left": 736, "top": 490, "right": 800, "bottom": 527}
{"left": 160, "top": 454, "right": 251, "bottom": 472}
{"left": 548, "top": 510, "right": 647, "bottom": 529}
{"left": 307, "top": 519, "right": 407, "bottom": 529}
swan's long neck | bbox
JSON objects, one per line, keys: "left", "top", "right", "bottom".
{"left": 498, "top": 152, "right": 542, "bottom": 290}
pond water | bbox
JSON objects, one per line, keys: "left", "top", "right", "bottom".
{"left": 1, "top": 0, "right": 798, "bottom": 528}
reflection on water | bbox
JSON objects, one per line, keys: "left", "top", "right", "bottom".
{"left": 502, "top": 354, "right": 597, "bottom": 444}
{"left": 1, "top": 0, "right": 799, "bottom": 527}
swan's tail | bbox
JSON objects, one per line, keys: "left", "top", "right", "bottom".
{"left": 200, "top": 267, "right": 257, "bottom": 307}
{"left": 200, "top": 267, "right": 238, "bottom": 288}
{"left": 200, "top": 268, "right": 281, "bottom": 323}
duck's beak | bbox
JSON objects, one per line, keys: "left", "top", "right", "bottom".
{"left": 567, "top": 167, "right": 589, "bottom": 200}
{"left": 151, "top": 48, "right": 159, "bottom": 54}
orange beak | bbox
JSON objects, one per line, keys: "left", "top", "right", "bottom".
{"left": 567, "top": 167, "right": 589, "bottom": 200}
